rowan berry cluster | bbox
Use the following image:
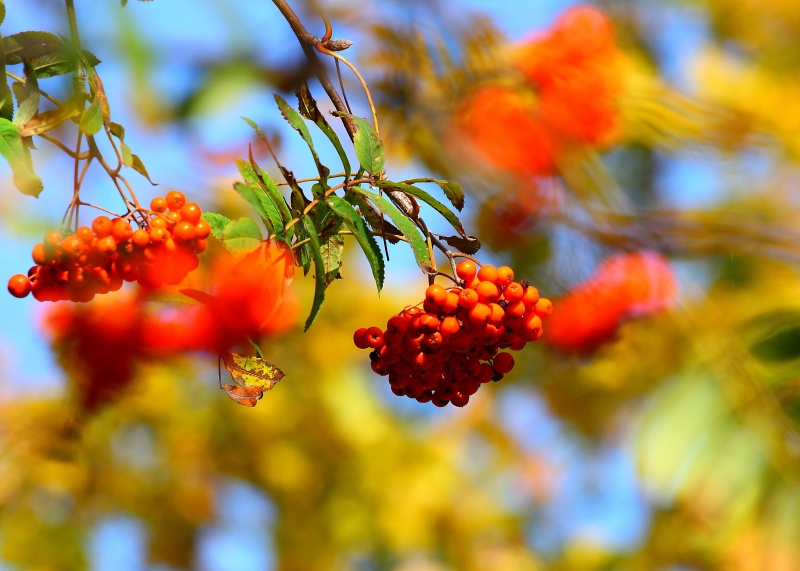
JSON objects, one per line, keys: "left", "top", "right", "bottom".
{"left": 6, "top": 191, "right": 210, "bottom": 302}
{"left": 354, "top": 260, "right": 552, "bottom": 408}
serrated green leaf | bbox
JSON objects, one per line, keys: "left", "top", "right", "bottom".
{"left": 373, "top": 180, "right": 465, "bottom": 236}
{"left": 0, "top": 117, "right": 42, "bottom": 196}
{"left": 78, "top": 98, "right": 103, "bottom": 135}
{"left": 327, "top": 195, "right": 384, "bottom": 292}
{"left": 334, "top": 111, "right": 384, "bottom": 175}
{"left": 302, "top": 216, "right": 326, "bottom": 331}
{"left": 233, "top": 182, "right": 282, "bottom": 236}
{"left": 320, "top": 234, "right": 344, "bottom": 286}
{"left": 201, "top": 212, "right": 231, "bottom": 240}
{"left": 296, "top": 83, "right": 351, "bottom": 179}
{"left": 349, "top": 186, "right": 431, "bottom": 270}
{"left": 346, "top": 192, "right": 401, "bottom": 244}
{"left": 222, "top": 217, "right": 262, "bottom": 258}
{"left": 401, "top": 177, "right": 465, "bottom": 211}
{"left": 274, "top": 93, "right": 329, "bottom": 185}
{"left": 3, "top": 32, "right": 63, "bottom": 65}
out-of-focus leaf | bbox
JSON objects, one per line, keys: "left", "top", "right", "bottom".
{"left": 751, "top": 325, "right": 800, "bottom": 362}
{"left": 222, "top": 217, "right": 262, "bottom": 258}
{"left": 327, "top": 195, "right": 384, "bottom": 292}
{"left": 109, "top": 122, "right": 125, "bottom": 140}
{"left": 302, "top": 215, "right": 326, "bottom": 331}
{"left": 201, "top": 212, "right": 231, "bottom": 240}
{"left": 128, "top": 153, "right": 156, "bottom": 184}
{"left": 0, "top": 117, "right": 42, "bottom": 196}
{"left": 145, "top": 289, "right": 205, "bottom": 306}
{"left": 349, "top": 186, "right": 431, "bottom": 270}
{"left": 78, "top": 98, "right": 103, "bottom": 135}
{"left": 3, "top": 32, "right": 63, "bottom": 64}
{"left": 12, "top": 61, "right": 39, "bottom": 127}
{"left": 17, "top": 96, "right": 82, "bottom": 137}
{"left": 333, "top": 111, "right": 384, "bottom": 176}
{"left": 88, "top": 69, "right": 111, "bottom": 125}
{"left": 401, "top": 177, "right": 465, "bottom": 211}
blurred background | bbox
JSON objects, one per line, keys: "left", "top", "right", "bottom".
{"left": 2, "top": 0, "right": 800, "bottom": 569}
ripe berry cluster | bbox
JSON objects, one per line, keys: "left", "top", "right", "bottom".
{"left": 354, "top": 260, "right": 552, "bottom": 408}
{"left": 6, "top": 191, "right": 210, "bottom": 302}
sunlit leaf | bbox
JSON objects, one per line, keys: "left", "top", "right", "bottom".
{"left": 349, "top": 186, "right": 431, "bottom": 269}
{"left": 222, "top": 217, "right": 262, "bottom": 258}
{"left": 78, "top": 98, "right": 103, "bottom": 135}
{"left": 233, "top": 182, "right": 281, "bottom": 237}
{"left": 12, "top": 61, "right": 39, "bottom": 127}
{"left": 221, "top": 352, "right": 285, "bottom": 407}
{"left": 0, "top": 117, "right": 42, "bottom": 196}
{"left": 201, "top": 212, "right": 231, "bottom": 240}
{"left": 320, "top": 234, "right": 344, "bottom": 286}
{"left": 296, "top": 82, "right": 351, "bottom": 178}
{"left": 327, "top": 195, "right": 384, "bottom": 292}
{"left": 401, "top": 177, "right": 465, "bottom": 211}
{"left": 333, "top": 111, "right": 384, "bottom": 176}
{"left": 373, "top": 180, "right": 465, "bottom": 236}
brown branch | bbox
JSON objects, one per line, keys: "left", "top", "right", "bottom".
{"left": 271, "top": 0, "right": 357, "bottom": 140}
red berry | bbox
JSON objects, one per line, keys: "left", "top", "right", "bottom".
{"left": 7, "top": 274, "right": 31, "bottom": 298}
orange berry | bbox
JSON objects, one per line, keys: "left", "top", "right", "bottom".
{"left": 149, "top": 227, "right": 169, "bottom": 244}
{"left": 150, "top": 197, "right": 168, "bottom": 213}
{"left": 7, "top": 274, "right": 31, "bottom": 298}
{"left": 441, "top": 292, "right": 460, "bottom": 314}
{"left": 458, "top": 288, "right": 479, "bottom": 309}
{"left": 43, "top": 230, "right": 62, "bottom": 247}
{"left": 179, "top": 202, "right": 202, "bottom": 223}
{"left": 456, "top": 260, "right": 477, "bottom": 283}
{"left": 477, "top": 264, "right": 498, "bottom": 284}
{"left": 468, "top": 303, "right": 491, "bottom": 325}
{"left": 364, "top": 327, "right": 384, "bottom": 349}
{"left": 504, "top": 282, "right": 524, "bottom": 302}
{"left": 76, "top": 226, "right": 94, "bottom": 244}
{"left": 195, "top": 239, "right": 208, "bottom": 253}
{"left": 150, "top": 216, "right": 168, "bottom": 229}
{"left": 195, "top": 219, "right": 211, "bottom": 240}
{"left": 60, "top": 235, "right": 85, "bottom": 258}
{"left": 418, "top": 313, "right": 440, "bottom": 333}
{"left": 496, "top": 266, "right": 514, "bottom": 286}
{"left": 92, "top": 216, "right": 113, "bottom": 237}
{"left": 132, "top": 229, "right": 150, "bottom": 248}
{"left": 488, "top": 303, "right": 505, "bottom": 325}
{"left": 475, "top": 280, "right": 500, "bottom": 303}
{"left": 112, "top": 218, "right": 134, "bottom": 242}
{"left": 506, "top": 300, "right": 527, "bottom": 318}
{"left": 166, "top": 190, "right": 187, "bottom": 211}
{"left": 534, "top": 298, "right": 553, "bottom": 318}
{"left": 172, "top": 221, "right": 197, "bottom": 242}
{"left": 95, "top": 236, "right": 117, "bottom": 254}
{"left": 522, "top": 285, "right": 541, "bottom": 307}
{"left": 386, "top": 315, "right": 409, "bottom": 335}
{"left": 425, "top": 284, "right": 448, "bottom": 305}
{"left": 440, "top": 316, "right": 461, "bottom": 336}
{"left": 31, "top": 242, "right": 47, "bottom": 265}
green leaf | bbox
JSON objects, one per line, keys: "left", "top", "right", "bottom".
{"left": 0, "top": 117, "right": 42, "bottom": 196}
{"left": 87, "top": 69, "right": 111, "bottom": 125}
{"left": 401, "top": 177, "right": 465, "bottom": 211}
{"left": 327, "top": 196, "right": 384, "bottom": 292}
{"left": 333, "top": 111, "right": 384, "bottom": 176}
{"left": 349, "top": 186, "right": 432, "bottom": 270}
{"left": 320, "top": 234, "right": 344, "bottom": 286}
{"left": 78, "top": 98, "right": 103, "bottom": 135}
{"left": 233, "top": 182, "right": 283, "bottom": 237}
{"left": 16, "top": 95, "right": 83, "bottom": 137}
{"left": 302, "top": 216, "right": 327, "bottom": 331}
{"left": 128, "top": 153, "right": 156, "bottom": 184}
{"left": 751, "top": 326, "right": 800, "bottom": 362}
{"left": 274, "top": 93, "right": 329, "bottom": 184}
{"left": 346, "top": 192, "right": 401, "bottom": 244}
{"left": 242, "top": 115, "right": 307, "bottom": 210}
{"left": 222, "top": 217, "right": 262, "bottom": 258}
{"left": 3, "top": 32, "right": 63, "bottom": 65}
{"left": 201, "top": 212, "right": 231, "bottom": 240}
{"left": 109, "top": 122, "right": 125, "bottom": 140}
{"left": 296, "top": 83, "right": 351, "bottom": 178}
{"left": 12, "top": 61, "right": 39, "bottom": 127}
{"left": 373, "top": 180, "right": 465, "bottom": 236}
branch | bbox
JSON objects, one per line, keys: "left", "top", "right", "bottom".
{"left": 271, "top": 0, "right": 357, "bottom": 140}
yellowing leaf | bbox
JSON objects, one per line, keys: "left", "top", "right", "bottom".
{"left": 220, "top": 353, "right": 284, "bottom": 407}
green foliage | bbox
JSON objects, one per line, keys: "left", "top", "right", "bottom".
{"left": 327, "top": 195, "right": 385, "bottom": 292}
{"left": 201, "top": 212, "right": 231, "bottom": 240}
{"left": 334, "top": 111, "right": 385, "bottom": 175}
{"left": 372, "top": 179, "right": 466, "bottom": 236}
{"left": 221, "top": 217, "right": 262, "bottom": 257}
{"left": 78, "top": 97, "right": 103, "bottom": 135}
{"left": 301, "top": 215, "right": 327, "bottom": 331}
{"left": 0, "top": 117, "right": 41, "bottom": 196}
